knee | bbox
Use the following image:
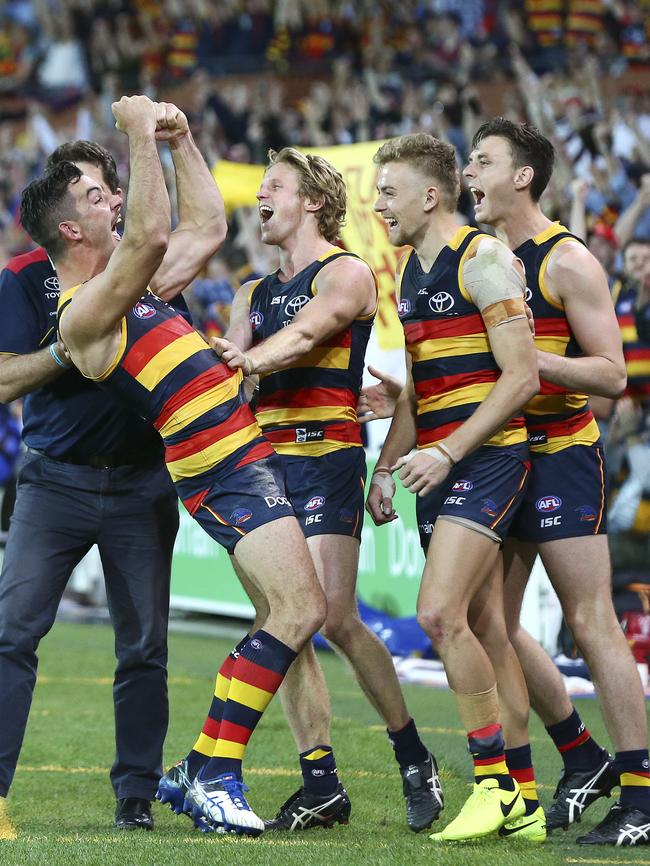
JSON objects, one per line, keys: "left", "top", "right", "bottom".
{"left": 417, "top": 603, "right": 464, "bottom": 648}
{"left": 320, "top": 608, "right": 362, "bottom": 648}
{"left": 296, "top": 588, "right": 328, "bottom": 640}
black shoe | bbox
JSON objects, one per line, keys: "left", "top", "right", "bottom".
{"left": 400, "top": 751, "right": 444, "bottom": 832}
{"left": 114, "top": 798, "right": 153, "bottom": 831}
{"left": 545, "top": 753, "right": 619, "bottom": 830}
{"left": 264, "top": 783, "right": 351, "bottom": 831}
{"left": 577, "top": 801, "right": 650, "bottom": 845}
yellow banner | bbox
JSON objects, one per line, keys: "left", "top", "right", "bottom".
{"left": 212, "top": 141, "right": 406, "bottom": 349}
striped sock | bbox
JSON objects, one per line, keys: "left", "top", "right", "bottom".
{"left": 300, "top": 745, "right": 339, "bottom": 796}
{"left": 204, "top": 630, "right": 297, "bottom": 778}
{"left": 506, "top": 744, "right": 539, "bottom": 815}
{"left": 616, "top": 749, "right": 650, "bottom": 814}
{"left": 186, "top": 634, "right": 250, "bottom": 778}
{"left": 468, "top": 723, "right": 514, "bottom": 791}
{"left": 545, "top": 708, "right": 604, "bottom": 772}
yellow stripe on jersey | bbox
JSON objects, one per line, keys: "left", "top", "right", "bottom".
{"left": 166, "top": 421, "right": 261, "bottom": 481}
{"left": 135, "top": 331, "right": 208, "bottom": 390}
{"left": 534, "top": 334, "right": 570, "bottom": 355}
{"left": 285, "top": 345, "right": 351, "bottom": 370}
{"left": 227, "top": 678, "right": 274, "bottom": 713}
{"left": 620, "top": 325, "right": 638, "bottom": 342}
{"left": 257, "top": 405, "right": 356, "bottom": 426}
{"left": 272, "top": 440, "right": 361, "bottom": 457}
{"left": 526, "top": 393, "right": 588, "bottom": 415}
{"left": 157, "top": 374, "right": 241, "bottom": 437}
{"left": 538, "top": 236, "right": 575, "bottom": 311}
{"left": 627, "top": 360, "right": 650, "bottom": 378}
{"left": 408, "top": 334, "right": 488, "bottom": 362}
{"left": 529, "top": 418, "right": 601, "bottom": 453}
{"left": 417, "top": 380, "right": 496, "bottom": 415}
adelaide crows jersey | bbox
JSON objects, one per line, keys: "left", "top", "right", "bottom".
{"left": 396, "top": 225, "right": 527, "bottom": 449}
{"left": 58, "top": 287, "right": 274, "bottom": 512}
{"left": 514, "top": 223, "right": 600, "bottom": 453}
{"left": 249, "top": 248, "right": 375, "bottom": 456}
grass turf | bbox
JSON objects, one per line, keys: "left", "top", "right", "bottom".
{"left": 2, "top": 621, "right": 650, "bottom": 866}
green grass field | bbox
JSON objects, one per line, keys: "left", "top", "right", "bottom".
{"left": 2, "top": 621, "right": 650, "bottom": 866}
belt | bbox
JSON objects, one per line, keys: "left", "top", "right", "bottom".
{"left": 30, "top": 448, "right": 158, "bottom": 469}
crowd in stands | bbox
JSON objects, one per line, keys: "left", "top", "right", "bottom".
{"left": 1, "top": 0, "right": 650, "bottom": 623}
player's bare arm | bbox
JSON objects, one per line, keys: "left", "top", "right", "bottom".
{"left": 222, "top": 280, "right": 257, "bottom": 351}
{"left": 365, "top": 355, "right": 417, "bottom": 526}
{"left": 59, "top": 96, "right": 170, "bottom": 372}
{"left": 214, "top": 255, "right": 376, "bottom": 375}
{"left": 150, "top": 102, "right": 227, "bottom": 300}
{"left": 539, "top": 241, "right": 626, "bottom": 398}
{"left": 394, "top": 238, "right": 539, "bottom": 496}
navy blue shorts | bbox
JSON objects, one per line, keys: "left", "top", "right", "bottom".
{"left": 190, "top": 454, "right": 295, "bottom": 553}
{"left": 280, "top": 447, "right": 367, "bottom": 540}
{"left": 416, "top": 443, "right": 530, "bottom": 552}
{"left": 509, "top": 442, "right": 607, "bottom": 543}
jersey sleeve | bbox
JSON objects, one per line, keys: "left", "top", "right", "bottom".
{"left": 0, "top": 268, "right": 44, "bottom": 355}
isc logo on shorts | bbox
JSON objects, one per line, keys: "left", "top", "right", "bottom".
{"left": 535, "top": 495, "right": 562, "bottom": 513}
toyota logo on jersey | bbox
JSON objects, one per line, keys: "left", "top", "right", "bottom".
{"left": 429, "top": 292, "right": 454, "bottom": 313}
{"left": 285, "top": 295, "right": 310, "bottom": 317}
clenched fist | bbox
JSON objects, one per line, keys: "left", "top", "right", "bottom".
{"left": 112, "top": 95, "right": 157, "bottom": 136}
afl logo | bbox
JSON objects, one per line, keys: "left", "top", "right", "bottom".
{"left": 285, "top": 295, "right": 310, "bottom": 317}
{"left": 524, "top": 286, "right": 533, "bottom": 302}
{"left": 429, "top": 292, "right": 454, "bottom": 313}
{"left": 398, "top": 298, "right": 411, "bottom": 317}
{"left": 536, "top": 495, "right": 562, "bottom": 513}
{"left": 44, "top": 276, "right": 59, "bottom": 292}
{"left": 305, "top": 495, "right": 326, "bottom": 511}
{"left": 133, "top": 301, "right": 156, "bottom": 319}
{"left": 249, "top": 311, "right": 264, "bottom": 330}
{"left": 452, "top": 480, "right": 474, "bottom": 492}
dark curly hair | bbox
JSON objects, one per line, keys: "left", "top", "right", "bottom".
{"left": 20, "top": 162, "right": 82, "bottom": 262}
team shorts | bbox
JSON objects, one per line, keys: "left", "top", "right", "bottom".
{"left": 189, "top": 454, "right": 295, "bottom": 554}
{"left": 416, "top": 442, "right": 530, "bottom": 553}
{"left": 279, "top": 447, "right": 367, "bottom": 540}
{"left": 509, "top": 442, "right": 607, "bottom": 543}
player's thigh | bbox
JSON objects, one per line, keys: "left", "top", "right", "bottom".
{"left": 307, "top": 533, "right": 360, "bottom": 615}
{"left": 538, "top": 534, "right": 613, "bottom": 623}
{"left": 502, "top": 538, "right": 538, "bottom": 626}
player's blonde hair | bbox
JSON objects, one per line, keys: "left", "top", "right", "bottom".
{"left": 267, "top": 147, "right": 346, "bottom": 242}
{"left": 373, "top": 134, "right": 460, "bottom": 212}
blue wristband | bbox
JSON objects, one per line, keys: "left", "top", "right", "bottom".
{"left": 49, "top": 343, "right": 70, "bottom": 368}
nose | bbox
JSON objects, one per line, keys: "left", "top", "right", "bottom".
{"left": 373, "top": 195, "right": 384, "bottom": 212}
{"left": 462, "top": 163, "right": 474, "bottom": 180}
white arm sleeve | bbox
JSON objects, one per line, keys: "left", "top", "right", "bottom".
{"left": 462, "top": 237, "right": 526, "bottom": 312}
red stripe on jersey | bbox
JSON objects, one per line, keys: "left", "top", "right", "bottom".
{"left": 257, "top": 386, "right": 357, "bottom": 411}
{"left": 155, "top": 364, "right": 236, "bottom": 429}
{"left": 527, "top": 409, "right": 593, "bottom": 438}
{"left": 264, "top": 421, "right": 362, "bottom": 445}
{"left": 320, "top": 328, "right": 352, "bottom": 349}
{"left": 414, "top": 369, "right": 498, "bottom": 400}
{"left": 625, "top": 347, "right": 650, "bottom": 362}
{"left": 533, "top": 317, "right": 571, "bottom": 337}
{"left": 404, "top": 313, "right": 485, "bottom": 343}
{"left": 218, "top": 720, "right": 254, "bottom": 746}
{"left": 233, "top": 657, "right": 284, "bottom": 692}
{"left": 618, "top": 314, "right": 634, "bottom": 327}
{"left": 417, "top": 420, "right": 463, "bottom": 446}
{"left": 165, "top": 404, "right": 255, "bottom": 461}
{"left": 182, "top": 488, "right": 210, "bottom": 515}
{"left": 539, "top": 378, "right": 570, "bottom": 396}
{"left": 122, "top": 314, "right": 194, "bottom": 377}
{"left": 234, "top": 440, "right": 275, "bottom": 470}
{"left": 6, "top": 247, "right": 49, "bottom": 273}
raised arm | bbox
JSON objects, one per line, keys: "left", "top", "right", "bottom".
{"left": 60, "top": 95, "right": 170, "bottom": 348}
{"left": 150, "top": 103, "right": 227, "bottom": 300}
{"left": 540, "top": 240, "right": 626, "bottom": 398}
{"left": 213, "top": 255, "right": 376, "bottom": 375}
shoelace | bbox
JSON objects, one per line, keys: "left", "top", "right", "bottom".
{"left": 219, "top": 777, "right": 251, "bottom": 810}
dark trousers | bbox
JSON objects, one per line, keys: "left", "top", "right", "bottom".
{"left": 0, "top": 449, "right": 179, "bottom": 799}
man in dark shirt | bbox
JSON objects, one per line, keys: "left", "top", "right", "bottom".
{"left": 0, "top": 113, "right": 225, "bottom": 834}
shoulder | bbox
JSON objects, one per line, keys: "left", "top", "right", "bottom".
{"left": 318, "top": 254, "right": 376, "bottom": 295}
{"left": 466, "top": 233, "right": 515, "bottom": 263}
{"left": 546, "top": 239, "right": 602, "bottom": 286}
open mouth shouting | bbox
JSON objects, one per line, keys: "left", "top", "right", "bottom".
{"left": 111, "top": 209, "right": 122, "bottom": 242}
{"left": 469, "top": 187, "right": 485, "bottom": 209}
{"left": 259, "top": 204, "right": 274, "bottom": 224}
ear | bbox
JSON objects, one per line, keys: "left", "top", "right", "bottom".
{"left": 58, "top": 220, "right": 81, "bottom": 242}
{"left": 304, "top": 197, "right": 324, "bottom": 214}
{"left": 514, "top": 166, "right": 534, "bottom": 191}
{"left": 423, "top": 185, "right": 439, "bottom": 213}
